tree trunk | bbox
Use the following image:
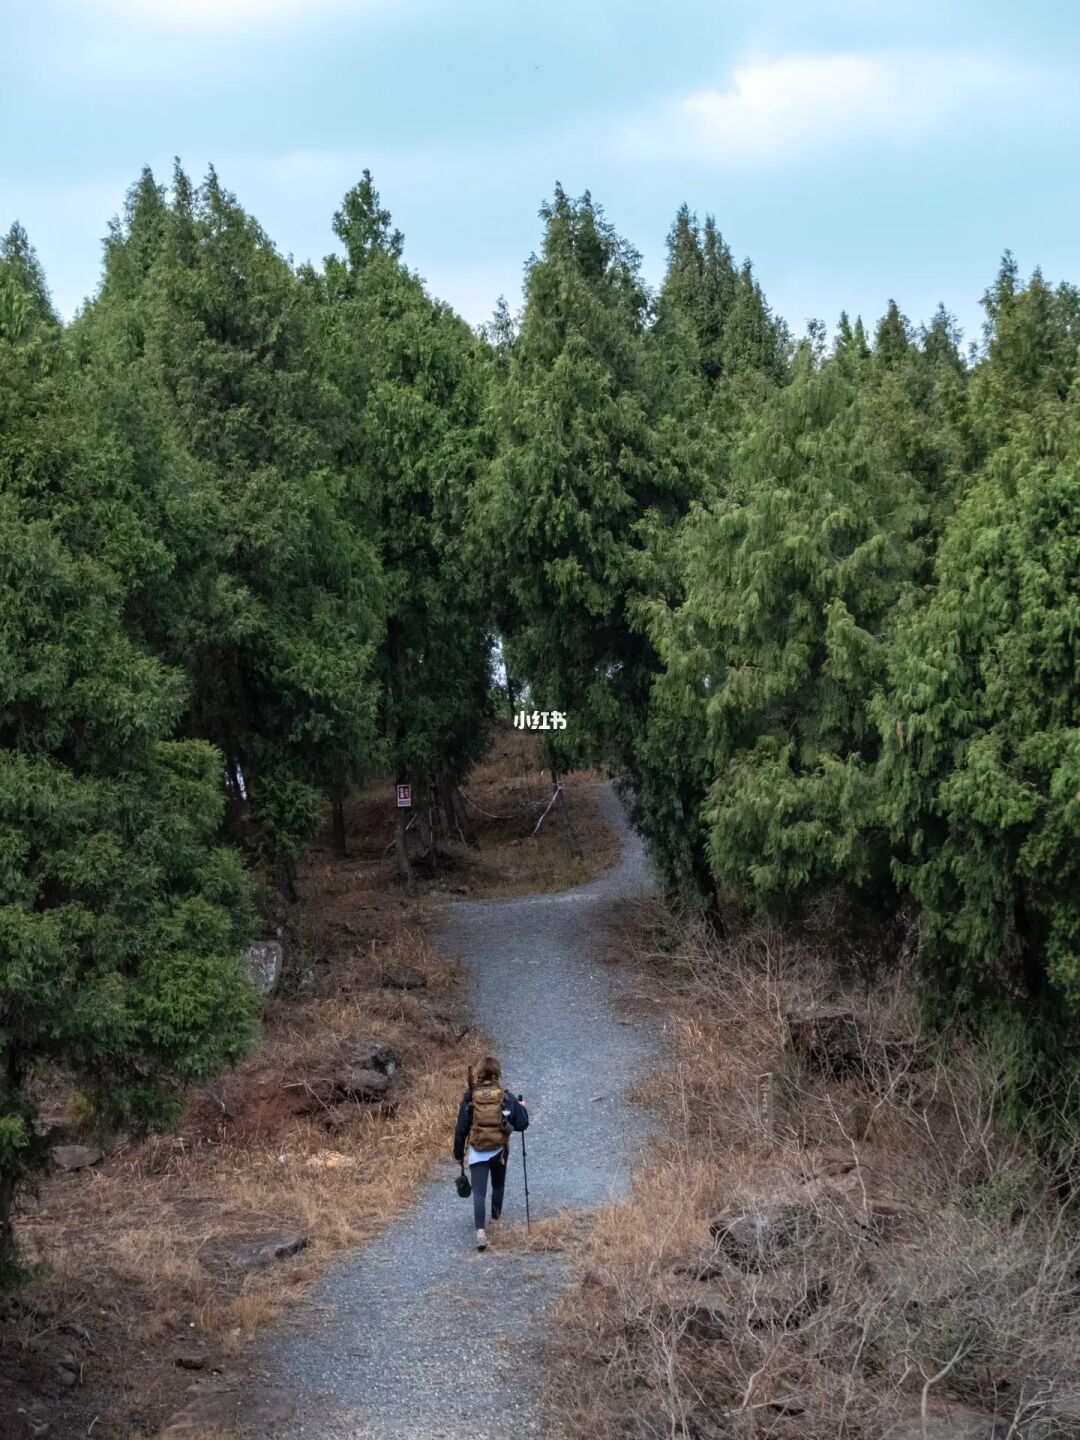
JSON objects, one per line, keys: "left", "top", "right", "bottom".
{"left": 276, "top": 856, "right": 299, "bottom": 904}
{"left": 550, "top": 762, "right": 582, "bottom": 858}
{"left": 439, "top": 766, "right": 477, "bottom": 847}
{"left": 395, "top": 800, "right": 416, "bottom": 896}
{"left": 450, "top": 783, "right": 478, "bottom": 848}
{"left": 0, "top": 1053, "right": 21, "bottom": 1272}
{"left": 0, "top": 1168, "right": 16, "bottom": 1272}
{"left": 331, "top": 793, "right": 347, "bottom": 860}
{"left": 416, "top": 780, "right": 436, "bottom": 870}
{"left": 437, "top": 775, "right": 458, "bottom": 843}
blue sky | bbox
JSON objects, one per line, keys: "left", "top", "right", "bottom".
{"left": 4, "top": 0, "right": 1079, "bottom": 346}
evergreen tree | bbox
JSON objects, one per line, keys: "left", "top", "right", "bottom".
{"left": 311, "top": 173, "right": 493, "bottom": 880}
{"left": 0, "top": 236, "right": 255, "bottom": 1265}
{"left": 643, "top": 336, "right": 928, "bottom": 916}
{"left": 876, "top": 270, "right": 1080, "bottom": 1127}
{"left": 76, "top": 166, "right": 385, "bottom": 892}
{"left": 477, "top": 186, "right": 699, "bottom": 771}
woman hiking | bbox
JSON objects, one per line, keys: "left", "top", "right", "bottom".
{"left": 453, "top": 1056, "right": 529, "bottom": 1251}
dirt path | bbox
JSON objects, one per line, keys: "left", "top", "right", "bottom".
{"left": 246, "top": 785, "right": 658, "bottom": 1439}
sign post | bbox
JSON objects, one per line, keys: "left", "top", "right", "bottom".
{"left": 396, "top": 783, "right": 412, "bottom": 808}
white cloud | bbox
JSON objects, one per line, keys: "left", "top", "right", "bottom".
{"left": 624, "top": 52, "right": 1040, "bottom": 166}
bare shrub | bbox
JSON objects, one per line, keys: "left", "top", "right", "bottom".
{"left": 547, "top": 903, "right": 1080, "bottom": 1439}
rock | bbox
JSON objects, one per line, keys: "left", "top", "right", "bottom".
{"left": 290, "top": 1067, "right": 391, "bottom": 1113}
{"left": 246, "top": 940, "right": 283, "bottom": 996}
{"left": 882, "top": 1404, "right": 1011, "bottom": 1439}
{"left": 798, "top": 1146, "right": 861, "bottom": 1181}
{"left": 747, "top": 1273, "right": 831, "bottom": 1331}
{"left": 785, "top": 1006, "right": 865, "bottom": 1076}
{"left": 46, "top": 1348, "right": 81, "bottom": 1386}
{"left": 352, "top": 1039, "right": 399, "bottom": 1075}
{"left": 337, "top": 1067, "right": 391, "bottom": 1101}
{"left": 674, "top": 1288, "right": 729, "bottom": 1343}
{"left": 709, "top": 1202, "right": 819, "bottom": 1271}
{"left": 304, "top": 1150, "right": 355, "bottom": 1170}
{"left": 159, "top": 1380, "right": 294, "bottom": 1438}
{"left": 667, "top": 1267, "right": 830, "bottom": 1338}
{"left": 198, "top": 1230, "right": 308, "bottom": 1273}
{"left": 851, "top": 1195, "right": 918, "bottom": 1239}
{"left": 16, "top": 1408, "right": 50, "bottom": 1438}
{"left": 380, "top": 965, "right": 426, "bottom": 991}
{"left": 49, "top": 1144, "right": 103, "bottom": 1172}
{"left": 174, "top": 1353, "right": 207, "bottom": 1370}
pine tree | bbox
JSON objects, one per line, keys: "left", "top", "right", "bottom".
{"left": 76, "top": 166, "right": 386, "bottom": 892}
{"left": 477, "top": 186, "right": 696, "bottom": 771}
{"left": 0, "top": 237, "right": 255, "bottom": 1266}
{"left": 643, "top": 338, "right": 928, "bottom": 916}
{"left": 876, "top": 268, "right": 1080, "bottom": 1128}
{"left": 311, "top": 173, "right": 493, "bottom": 881}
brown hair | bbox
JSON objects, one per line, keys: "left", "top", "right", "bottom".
{"left": 472, "top": 1055, "right": 501, "bottom": 1087}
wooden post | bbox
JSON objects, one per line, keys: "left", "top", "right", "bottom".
{"left": 757, "top": 1072, "right": 774, "bottom": 1141}
{"left": 395, "top": 787, "right": 416, "bottom": 896}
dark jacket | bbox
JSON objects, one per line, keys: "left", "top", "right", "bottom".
{"left": 453, "top": 1087, "right": 529, "bottom": 1164}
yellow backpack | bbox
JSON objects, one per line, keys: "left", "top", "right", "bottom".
{"left": 469, "top": 1082, "right": 509, "bottom": 1154}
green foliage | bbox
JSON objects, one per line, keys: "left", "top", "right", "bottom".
{"left": 75, "top": 166, "right": 385, "bottom": 874}
{"left": 0, "top": 242, "right": 255, "bottom": 1252}
{"left": 311, "top": 172, "right": 494, "bottom": 799}
{"left": 643, "top": 350, "right": 927, "bottom": 916}
{"left": 877, "top": 400, "right": 1080, "bottom": 1009}
{"left": 4, "top": 172, "right": 1080, "bottom": 1205}
{"left": 475, "top": 187, "right": 707, "bottom": 771}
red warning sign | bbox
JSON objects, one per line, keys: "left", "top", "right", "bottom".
{"left": 396, "top": 784, "right": 412, "bottom": 808}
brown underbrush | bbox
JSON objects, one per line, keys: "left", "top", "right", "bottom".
{"left": 546, "top": 899, "right": 1080, "bottom": 1440}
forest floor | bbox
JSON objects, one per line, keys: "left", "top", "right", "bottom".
{"left": 0, "top": 726, "right": 619, "bottom": 1440}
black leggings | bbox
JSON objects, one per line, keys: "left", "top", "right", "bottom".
{"left": 470, "top": 1153, "right": 507, "bottom": 1230}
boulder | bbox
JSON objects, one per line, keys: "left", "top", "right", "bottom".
{"left": 246, "top": 940, "right": 283, "bottom": 996}
{"left": 667, "top": 1265, "right": 830, "bottom": 1338}
{"left": 352, "top": 1039, "right": 399, "bottom": 1076}
{"left": 337, "top": 1067, "right": 392, "bottom": 1102}
{"left": 29, "top": 1337, "right": 84, "bottom": 1387}
{"left": 174, "top": 1354, "right": 207, "bottom": 1371}
{"left": 785, "top": 1006, "right": 865, "bottom": 1076}
{"left": 380, "top": 965, "right": 427, "bottom": 991}
{"left": 290, "top": 1067, "right": 391, "bottom": 1114}
{"left": 50, "top": 1144, "right": 103, "bottom": 1172}
{"left": 198, "top": 1229, "right": 308, "bottom": 1273}
{"left": 679, "top": 1296, "right": 731, "bottom": 1347}
{"left": 709, "top": 1202, "right": 819, "bottom": 1271}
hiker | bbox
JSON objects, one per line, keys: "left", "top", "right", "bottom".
{"left": 453, "top": 1055, "right": 529, "bottom": 1251}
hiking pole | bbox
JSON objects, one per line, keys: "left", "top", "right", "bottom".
{"left": 517, "top": 1094, "right": 531, "bottom": 1232}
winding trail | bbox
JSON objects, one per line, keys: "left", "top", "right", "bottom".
{"left": 265, "top": 785, "right": 657, "bottom": 1439}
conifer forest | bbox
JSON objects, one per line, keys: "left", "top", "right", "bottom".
{"left": 1, "top": 156, "right": 1079, "bottom": 1433}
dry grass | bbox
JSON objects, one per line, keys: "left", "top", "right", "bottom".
{"left": 1, "top": 725, "right": 619, "bottom": 1439}
{"left": 546, "top": 900, "right": 1080, "bottom": 1440}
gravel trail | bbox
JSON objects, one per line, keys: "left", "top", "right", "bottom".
{"left": 264, "top": 785, "right": 658, "bottom": 1439}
